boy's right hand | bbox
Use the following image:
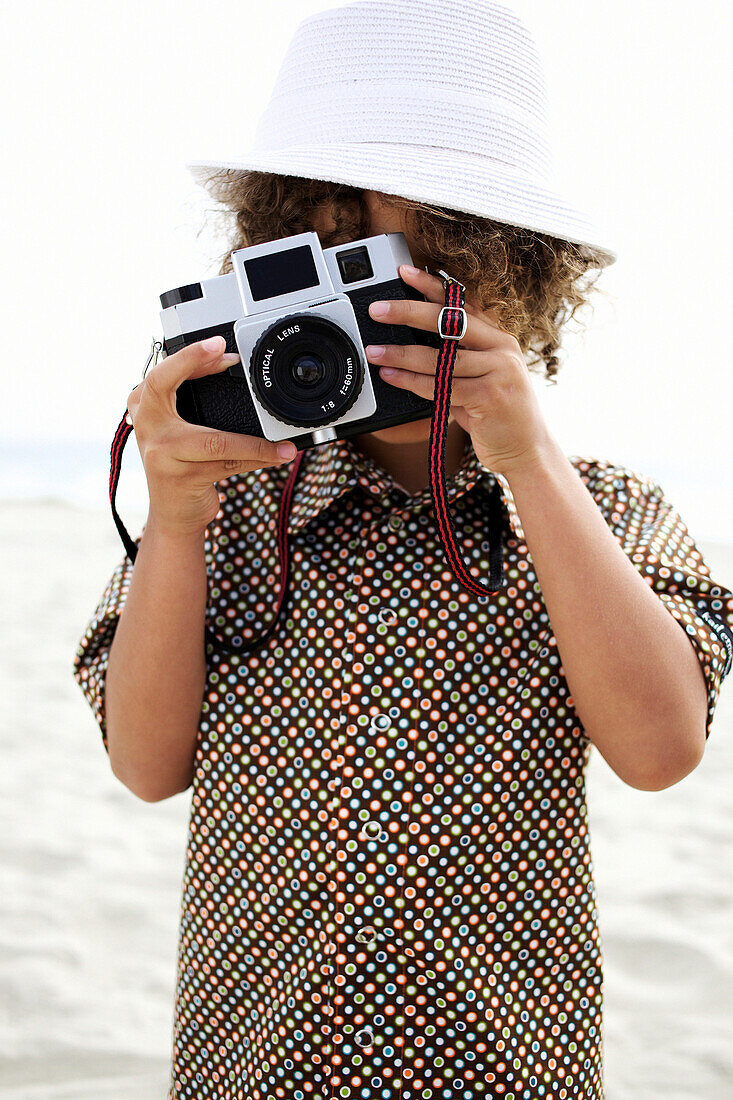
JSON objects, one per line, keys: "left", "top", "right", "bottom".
{"left": 126, "top": 336, "right": 298, "bottom": 537}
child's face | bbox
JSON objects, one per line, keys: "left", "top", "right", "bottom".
{"left": 360, "top": 191, "right": 460, "bottom": 444}
{"left": 361, "top": 190, "right": 433, "bottom": 271}
{"left": 311, "top": 191, "right": 462, "bottom": 446}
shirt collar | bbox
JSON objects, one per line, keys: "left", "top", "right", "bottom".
{"left": 285, "top": 430, "right": 525, "bottom": 540}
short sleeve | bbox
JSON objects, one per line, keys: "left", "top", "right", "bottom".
{"left": 72, "top": 535, "right": 142, "bottom": 754}
{"left": 71, "top": 485, "right": 243, "bottom": 754}
{"left": 573, "top": 457, "right": 733, "bottom": 741}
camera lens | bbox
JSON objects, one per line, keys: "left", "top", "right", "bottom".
{"left": 290, "top": 353, "right": 325, "bottom": 386}
{"left": 249, "top": 314, "right": 364, "bottom": 428}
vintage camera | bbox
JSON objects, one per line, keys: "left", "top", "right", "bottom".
{"left": 159, "top": 231, "right": 443, "bottom": 450}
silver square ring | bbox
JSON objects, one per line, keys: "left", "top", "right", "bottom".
{"left": 438, "top": 305, "right": 468, "bottom": 341}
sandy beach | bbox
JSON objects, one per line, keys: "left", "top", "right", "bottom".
{"left": 2, "top": 499, "right": 732, "bottom": 1100}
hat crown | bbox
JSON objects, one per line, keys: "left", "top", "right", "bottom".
{"left": 253, "top": 0, "right": 553, "bottom": 183}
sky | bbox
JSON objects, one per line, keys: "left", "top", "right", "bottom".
{"left": 3, "top": 0, "right": 732, "bottom": 541}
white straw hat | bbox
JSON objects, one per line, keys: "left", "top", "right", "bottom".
{"left": 186, "top": 0, "right": 616, "bottom": 267}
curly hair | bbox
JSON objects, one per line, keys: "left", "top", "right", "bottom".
{"left": 196, "top": 170, "right": 609, "bottom": 382}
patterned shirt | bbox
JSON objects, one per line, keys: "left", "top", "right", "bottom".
{"left": 73, "top": 432, "right": 733, "bottom": 1100}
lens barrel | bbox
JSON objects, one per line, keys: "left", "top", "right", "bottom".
{"left": 249, "top": 314, "right": 364, "bottom": 428}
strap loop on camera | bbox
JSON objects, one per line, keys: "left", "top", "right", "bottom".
{"left": 143, "top": 338, "right": 163, "bottom": 379}
{"left": 435, "top": 273, "right": 468, "bottom": 341}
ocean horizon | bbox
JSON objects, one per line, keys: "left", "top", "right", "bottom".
{"left": 1, "top": 436, "right": 730, "bottom": 547}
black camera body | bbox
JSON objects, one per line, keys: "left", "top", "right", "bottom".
{"left": 159, "top": 231, "right": 442, "bottom": 451}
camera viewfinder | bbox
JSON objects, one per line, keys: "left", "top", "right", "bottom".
{"left": 336, "top": 246, "right": 374, "bottom": 285}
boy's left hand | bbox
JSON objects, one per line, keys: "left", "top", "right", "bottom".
{"left": 365, "top": 264, "right": 554, "bottom": 478}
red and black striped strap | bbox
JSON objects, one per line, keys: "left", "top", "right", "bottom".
{"left": 109, "top": 272, "right": 505, "bottom": 655}
{"left": 429, "top": 271, "right": 505, "bottom": 596}
{"left": 108, "top": 412, "right": 306, "bottom": 655}
{"left": 109, "top": 414, "right": 139, "bottom": 563}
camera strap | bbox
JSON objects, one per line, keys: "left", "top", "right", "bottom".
{"left": 429, "top": 270, "right": 506, "bottom": 597}
{"left": 109, "top": 408, "right": 305, "bottom": 656}
{"left": 108, "top": 274, "right": 505, "bottom": 656}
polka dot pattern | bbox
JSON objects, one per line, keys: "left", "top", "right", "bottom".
{"left": 74, "top": 435, "right": 733, "bottom": 1099}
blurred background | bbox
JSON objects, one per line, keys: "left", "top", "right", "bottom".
{"left": 2, "top": 1, "right": 732, "bottom": 1097}
{"left": 3, "top": 0, "right": 732, "bottom": 539}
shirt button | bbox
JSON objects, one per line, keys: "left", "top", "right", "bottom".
{"left": 377, "top": 607, "right": 399, "bottom": 626}
{"left": 355, "top": 1027, "right": 375, "bottom": 1048}
{"left": 355, "top": 925, "right": 378, "bottom": 946}
{"left": 360, "top": 819, "right": 387, "bottom": 841}
{"left": 370, "top": 713, "right": 391, "bottom": 732}
{"left": 388, "top": 514, "right": 404, "bottom": 531}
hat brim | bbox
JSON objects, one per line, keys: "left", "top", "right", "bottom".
{"left": 186, "top": 141, "right": 616, "bottom": 268}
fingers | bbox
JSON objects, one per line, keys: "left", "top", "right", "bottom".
{"left": 399, "top": 264, "right": 449, "bottom": 306}
{"left": 126, "top": 337, "right": 241, "bottom": 430}
{"left": 394, "top": 265, "right": 513, "bottom": 346}
{"left": 365, "top": 341, "right": 493, "bottom": 377}
{"left": 399, "top": 264, "right": 475, "bottom": 310}
{"left": 369, "top": 295, "right": 492, "bottom": 351}
{"left": 127, "top": 384, "right": 142, "bottom": 416}
{"left": 375, "top": 363, "right": 486, "bottom": 409}
{"left": 126, "top": 336, "right": 300, "bottom": 491}
{"left": 157, "top": 421, "right": 296, "bottom": 469}
{"left": 187, "top": 458, "right": 289, "bottom": 483}
{"left": 141, "top": 337, "right": 239, "bottom": 412}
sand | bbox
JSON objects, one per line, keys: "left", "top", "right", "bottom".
{"left": 1, "top": 500, "right": 732, "bottom": 1099}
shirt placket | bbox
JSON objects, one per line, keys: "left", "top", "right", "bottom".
{"left": 320, "top": 482, "right": 390, "bottom": 1094}
{"left": 323, "top": 486, "right": 433, "bottom": 1098}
